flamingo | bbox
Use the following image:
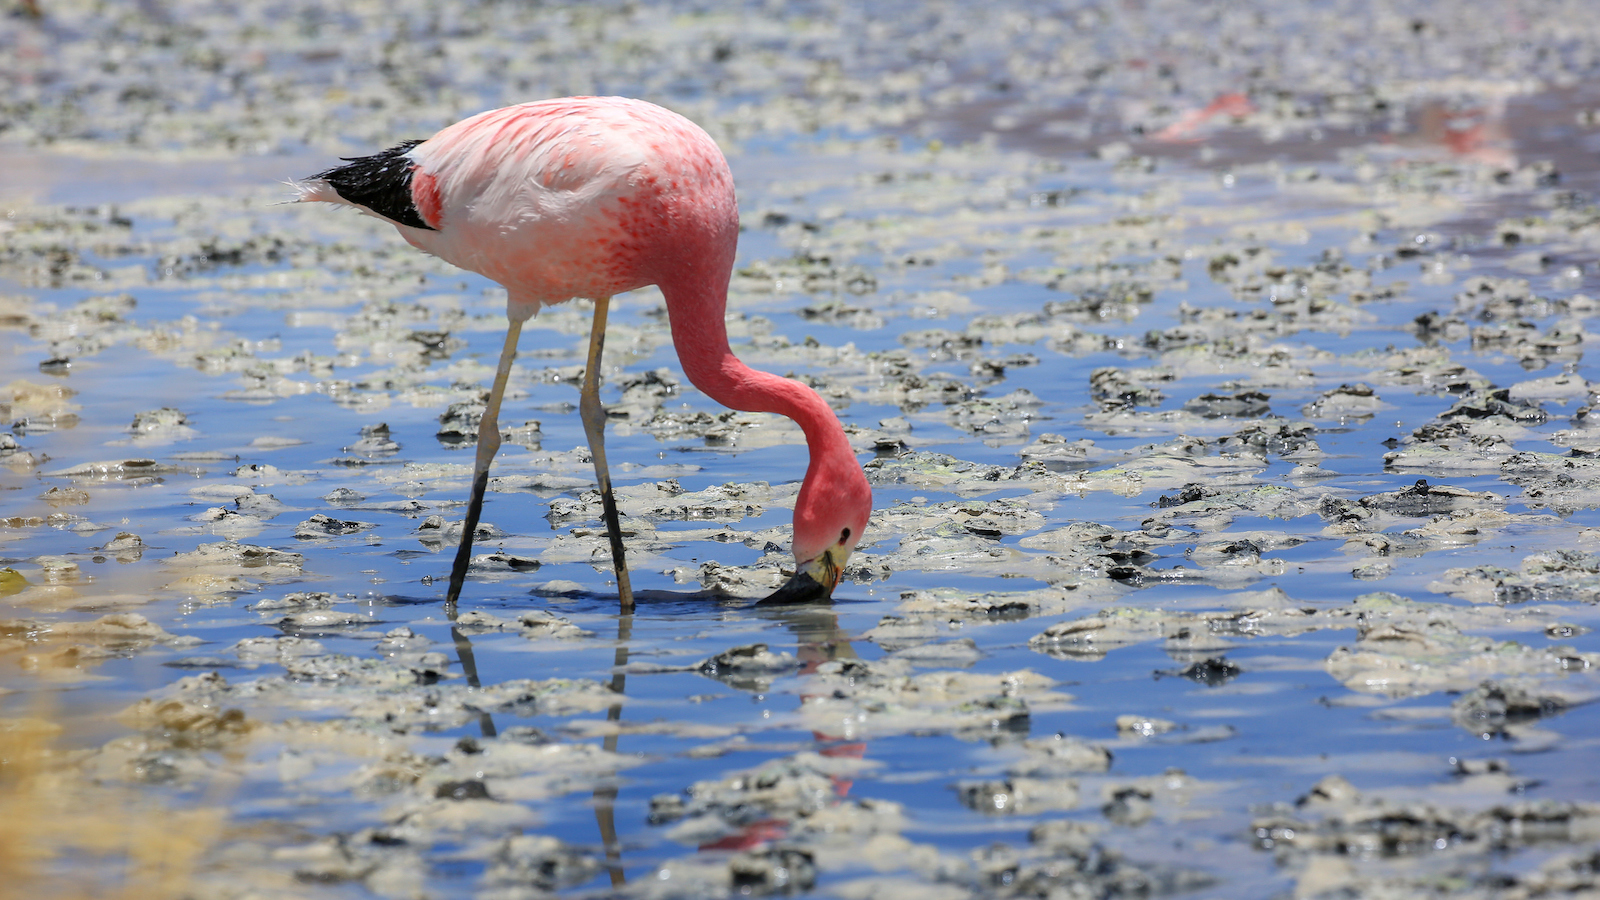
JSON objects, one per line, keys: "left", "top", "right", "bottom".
{"left": 293, "top": 97, "right": 872, "bottom": 609}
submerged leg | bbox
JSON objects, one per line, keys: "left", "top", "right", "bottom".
{"left": 445, "top": 318, "right": 524, "bottom": 612}
{"left": 578, "top": 296, "right": 635, "bottom": 609}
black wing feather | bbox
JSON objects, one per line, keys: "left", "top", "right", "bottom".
{"left": 311, "top": 139, "right": 436, "bottom": 231}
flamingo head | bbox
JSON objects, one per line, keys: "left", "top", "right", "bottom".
{"left": 762, "top": 458, "right": 872, "bottom": 604}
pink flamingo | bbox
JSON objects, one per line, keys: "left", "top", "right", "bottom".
{"left": 1152, "top": 92, "right": 1255, "bottom": 143}
{"left": 294, "top": 97, "right": 872, "bottom": 609}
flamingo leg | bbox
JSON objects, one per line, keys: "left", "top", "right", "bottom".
{"left": 579, "top": 296, "right": 636, "bottom": 609}
{"left": 445, "top": 318, "right": 524, "bottom": 612}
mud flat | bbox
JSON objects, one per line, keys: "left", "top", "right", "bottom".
{"left": 4, "top": 1, "right": 1600, "bottom": 898}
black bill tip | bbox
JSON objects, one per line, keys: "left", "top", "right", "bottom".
{"left": 759, "top": 568, "right": 831, "bottom": 604}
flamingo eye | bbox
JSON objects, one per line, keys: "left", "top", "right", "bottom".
{"left": 839, "top": 528, "right": 851, "bottom": 544}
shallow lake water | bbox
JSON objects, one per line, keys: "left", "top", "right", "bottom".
{"left": 5, "top": 2, "right": 1600, "bottom": 899}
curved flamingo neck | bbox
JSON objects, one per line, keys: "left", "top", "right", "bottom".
{"left": 661, "top": 257, "right": 870, "bottom": 565}
{"left": 660, "top": 279, "right": 847, "bottom": 456}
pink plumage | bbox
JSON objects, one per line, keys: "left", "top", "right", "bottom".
{"left": 298, "top": 97, "right": 736, "bottom": 316}
{"left": 297, "top": 97, "right": 871, "bottom": 604}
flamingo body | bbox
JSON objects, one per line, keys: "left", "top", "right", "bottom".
{"left": 300, "top": 98, "right": 736, "bottom": 318}
{"left": 296, "top": 97, "right": 871, "bottom": 601}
